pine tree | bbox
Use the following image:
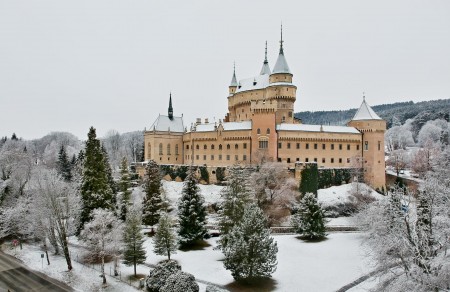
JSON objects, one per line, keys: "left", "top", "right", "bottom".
{"left": 118, "top": 157, "right": 132, "bottom": 221}
{"left": 218, "top": 166, "right": 252, "bottom": 250}
{"left": 102, "top": 145, "right": 117, "bottom": 196}
{"left": 142, "top": 160, "right": 163, "bottom": 232}
{"left": 177, "top": 168, "right": 207, "bottom": 247}
{"left": 153, "top": 213, "right": 177, "bottom": 260}
{"left": 78, "top": 127, "right": 114, "bottom": 233}
{"left": 57, "top": 144, "right": 72, "bottom": 182}
{"left": 223, "top": 204, "right": 278, "bottom": 281}
{"left": 123, "top": 210, "right": 146, "bottom": 276}
{"left": 291, "top": 192, "right": 327, "bottom": 240}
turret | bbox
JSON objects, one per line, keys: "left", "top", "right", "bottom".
{"left": 229, "top": 63, "right": 238, "bottom": 94}
{"left": 270, "top": 25, "right": 293, "bottom": 84}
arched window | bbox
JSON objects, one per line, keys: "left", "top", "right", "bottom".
{"left": 235, "top": 144, "right": 238, "bottom": 150}
{"left": 267, "top": 128, "right": 270, "bottom": 134}
{"left": 211, "top": 145, "right": 215, "bottom": 150}
{"left": 167, "top": 144, "right": 171, "bottom": 155}
{"left": 196, "top": 144, "right": 199, "bottom": 150}
{"left": 219, "top": 144, "right": 222, "bottom": 150}
{"left": 147, "top": 144, "right": 151, "bottom": 159}
{"left": 227, "top": 144, "right": 230, "bottom": 150}
{"left": 257, "top": 128, "right": 261, "bottom": 134}
{"left": 159, "top": 143, "right": 163, "bottom": 155}
{"left": 204, "top": 144, "right": 207, "bottom": 150}
{"left": 175, "top": 144, "right": 179, "bottom": 155}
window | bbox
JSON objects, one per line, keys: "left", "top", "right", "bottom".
{"left": 278, "top": 142, "right": 282, "bottom": 149}
{"left": 331, "top": 144, "right": 334, "bottom": 150}
{"left": 175, "top": 144, "right": 179, "bottom": 155}
{"left": 364, "top": 141, "right": 369, "bottom": 151}
{"left": 203, "top": 155, "right": 206, "bottom": 160}
{"left": 219, "top": 154, "right": 222, "bottom": 160}
{"left": 306, "top": 143, "right": 309, "bottom": 149}
{"left": 243, "top": 155, "right": 247, "bottom": 161}
{"left": 277, "top": 158, "right": 282, "bottom": 162}
{"left": 322, "top": 144, "right": 326, "bottom": 150}
{"left": 186, "top": 145, "right": 189, "bottom": 150}
{"left": 378, "top": 141, "right": 381, "bottom": 151}
{"left": 282, "top": 116, "right": 286, "bottom": 122}
{"left": 331, "top": 158, "right": 334, "bottom": 163}
{"left": 287, "top": 143, "right": 291, "bottom": 149}
{"left": 211, "top": 145, "right": 215, "bottom": 150}
{"left": 287, "top": 158, "right": 291, "bottom": 163}
{"left": 211, "top": 155, "right": 214, "bottom": 160}
{"left": 322, "top": 158, "right": 325, "bottom": 163}
{"left": 219, "top": 144, "right": 222, "bottom": 150}
{"left": 357, "top": 145, "right": 360, "bottom": 151}
{"left": 257, "top": 128, "right": 261, "bottom": 134}
{"left": 235, "top": 155, "right": 238, "bottom": 161}
{"left": 196, "top": 155, "right": 199, "bottom": 160}
{"left": 296, "top": 158, "right": 300, "bottom": 161}
{"left": 296, "top": 143, "right": 300, "bottom": 149}
{"left": 167, "top": 144, "right": 171, "bottom": 155}
{"left": 288, "top": 111, "right": 292, "bottom": 117}
{"left": 347, "top": 144, "right": 350, "bottom": 150}
{"left": 314, "top": 158, "right": 317, "bottom": 162}
{"left": 267, "top": 128, "right": 270, "bottom": 134}
{"left": 314, "top": 143, "right": 318, "bottom": 149}
{"left": 227, "top": 144, "right": 230, "bottom": 150}
{"left": 159, "top": 143, "right": 163, "bottom": 155}
{"left": 305, "top": 158, "right": 309, "bottom": 162}
{"left": 259, "top": 140, "right": 268, "bottom": 149}
{"left": 243, "top": 143, "right": 247, "bottom": 149}
{"left": 339, "top": 158, "right": 342, "bottom": 163}
{"left": 204, "top": 144, "right": 207, "bottom": 150}
{"left": 347, "top": 158, "right": 350, "bottom": 163}
{"left": 339, "top": 144, "right": 342, "bottom": 150}
{"left": 226, "top": 155, "right": 230, "bottom": 160}
{"left": 196, "top": 144, "right": 199, "bottom": 150}
{"left": 235, "top": 144, "right": 238, "bottom": 150}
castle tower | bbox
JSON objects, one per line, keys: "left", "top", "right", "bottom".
{"left": 347, "top": 96, "right": 386, "bottom": 190}
{"left": 229, "top": 64, "right": 238, "bottom": 95}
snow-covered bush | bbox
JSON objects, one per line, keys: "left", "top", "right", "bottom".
{"left": 291, "top": 193, "right": 327, "bottom": 239}
{"left": 205, "top": 285, "right": 228, "bottom": 292}
{"left": 146, "top": 260, "right": 181, "bottom": 292}
{"left": 160, "top": 271, "right": 199, "bottom": 292}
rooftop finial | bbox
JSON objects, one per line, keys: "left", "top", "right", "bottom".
{"left": 363, "top": 91, "right": 366, "bottom": 101}
{"left": 280, "top": 23, "right": 284, "bottom": 55}
{"left": 168, "top": 92, "right": 173, "bottom": 120}
{"left": 230, "top": 62, "right": 238, "bottom": 87}
{"left": 264, "top": 41, "right": 268, "bottom": 64}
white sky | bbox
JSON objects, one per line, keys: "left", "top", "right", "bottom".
{"left": 1, "top": 0, "right": 449, "bottom": 140}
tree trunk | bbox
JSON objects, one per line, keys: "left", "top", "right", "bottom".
{"left": 61, "top": 235, "right": 72, "bottom": 271}
{"left": 114, "top": 256, "right": 119, "bottom": 276}
{"left": 43, "top": 242, "right": 50, "bottom": 265}
{"left": 102, "top": 255, "right": 106, "bottom": 285}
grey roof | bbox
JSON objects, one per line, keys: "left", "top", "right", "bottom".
{"left": 352, "top": 99, "right": 382, "bottom": 120}
{"left": 260, "top": 62, "right": 271, "bottom": 75}
{"left": 193, "top": 121, "right": 252, "bottom": 132}
{"left": 235, "top": 74, "right": 270, "bottom": 93}
{"left": 230, "top": 68, "right": 238, "bottom": 87}
{"left": 150, "top": 115, "right": 184, "bottom": 133}
{"left": 277, "top": 124, "right": 360, "bottom": 134}
{"left": 272, "top": 52, "right": 291, "bottom": 74}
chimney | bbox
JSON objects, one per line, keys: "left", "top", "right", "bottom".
{"left": 196, "top": 118, "right": 201, "bottom": 125}
{"left": 205, "top": 118, "right": 209, "bottom": 124}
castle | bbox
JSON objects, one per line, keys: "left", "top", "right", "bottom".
{"left": 143, "top": 30, "right": 386, "bottom": 189}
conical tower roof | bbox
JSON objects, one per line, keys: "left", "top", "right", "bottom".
{"left": 260, "top": 41, "right": 271, "bottom": 75}
{"left": 352, "top": 97, "right": 382, "bottom": 120}
{"left": 272, "top": 25, "right": 291, "bottom": 74}
{"left": 230, "top": 63, "right": 238, "bottom": 87}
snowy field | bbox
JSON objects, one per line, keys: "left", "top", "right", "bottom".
{"left": 2, "top": 182, "right": 382, "bottom": 291}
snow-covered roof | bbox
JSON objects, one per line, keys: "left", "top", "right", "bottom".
{"left": 352, "top": 99, "right": 382, "bottom": 120}
{"left": 276, "top": 124, "right": 360, "bottom": 134}
{"left": 193, "top": 121, "right": 252, "bottom": 132}
{"left": 230, "top": 70, "right": 238, "bottom": 87}
{"left": 236, "top": 74, "right": 270, "bottom": 93}
{"left": 272, "top": 52, "right": 291, "bottom": 74}
{"left": 260, "top": 62, "right": 271, "bottom": 75}
{"left": 150, "top": 115, "right": 184, "bottom": 133}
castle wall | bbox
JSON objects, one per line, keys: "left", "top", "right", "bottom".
{"left": 144, "top": 131, "right": 183, "bottom": 165}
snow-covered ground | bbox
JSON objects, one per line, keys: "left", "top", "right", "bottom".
{"left": 318, "top": 183, "right": 383, "bottom": 208}
{"left": 163, "top": 180, "right": 224, "bottom": 205}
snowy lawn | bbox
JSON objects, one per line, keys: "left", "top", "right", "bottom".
{"left": 142, "top": 232, "right": 373, "bottom": 291}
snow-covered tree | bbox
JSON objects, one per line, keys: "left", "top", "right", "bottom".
{"left": 123, "top": 209, "right": 146, "bottom": 276}
{"left": 118, "top": 157, "right": 132, "bottom": 221}
{"left": 80, "top": 208, "right": 123, "bottom": 285}
{"left": 161, "top": 271, "right": 199, "bottom": 292}
{"left": 153, "top": 212, "right": 177, "bottom": 260}
{"left": 291, "top": 193, "right": 327, "bottom": 240}
{"left": 31, "top": 168, "right": 81, "bottom": 271}
{"left": 142, "top": 160, "right": 163, "bottom": 232}
{"left": 177, "top": 168, "right": 207, "bottom": 247}
{"left": 57, "top": 144, "right": 72, "bottom": 182}
{"left": 146, "top": 260, "right": 181, "bottom": 292}
{"left": 223, "top": 204, "right": 278, "bottom": 281}
{"left": 78, "top": 127, "right": 114, "bottom": 233}
{"left": 218, "top": 165, "right": 252, "bottom": 250}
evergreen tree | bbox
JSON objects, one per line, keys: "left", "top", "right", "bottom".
{"left": 223, "top": 204, "right": 278, "bottom": 281}
{"left": 70, "top": 154, "right": 77, "bottom": 167}
{"left": 291, "top": 193, "right": 327, "bottom": 240}
{"left": 102, "top": 145, "right": 117, "bottom": 195}
{"left": 218, "top": 166, "right": 252, "bottom": 250}
{"left": 177, "top": 168, "right": 207, "bottom": 246}
{"left": 118, "top": 157, "right": 132, "bottom": 221}
{"left": 153, "top": 213, "right": 177, "bottom": 260}
{"left": 123, "top": 210, "right": 146, "bottom": 276}
{"left": 78, "top": 127, "right": 114, "bottom": 233}
{"left": 142, "top": 160, "right": 163, "bottom": 232}
{"left": 11, "top": 133, "right": 18, "bottom": 140}
{"left": 57, "top": 144, "right": 72, "bottom": 182}
{"left": 299, "top": 163, "right": 318, "bottom": 196}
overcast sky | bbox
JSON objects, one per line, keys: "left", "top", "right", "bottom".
{"left": 1, "top": 0, "right": 449, "bottom": 140}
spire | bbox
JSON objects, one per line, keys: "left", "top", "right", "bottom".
{"left": 230, "top": 62, "right": 238, "bottom": 87}
{"left": 352, "top": 95, "right": 382, "bottom": 121}
{"left": 272, "top": 24, "right": 291, "bottom": 74}
{"left": 168, "top": 92, "right": 173, "bottom": 120}
{"left": 260, "top": 41, "right": 271, "bottom": 75}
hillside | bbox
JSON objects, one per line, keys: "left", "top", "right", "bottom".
{"left": 295, "top": 99, "right": 450, "bottom": 129}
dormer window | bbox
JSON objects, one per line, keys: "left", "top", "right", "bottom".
{"left": 253, "top": 79, "right": 257, "bottom": 86}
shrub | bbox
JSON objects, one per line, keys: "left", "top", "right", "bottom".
{"left": 160, "top": 271, "right": 199, "bottom": 292}
{"left": 146, "top": 260, "right": 181, "bottom": 292}
{"left": 215, "top": 167, "right": 226, "bottom": 182}
{"left": 199, "top": 166, "right": 209, "bottom": 183}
